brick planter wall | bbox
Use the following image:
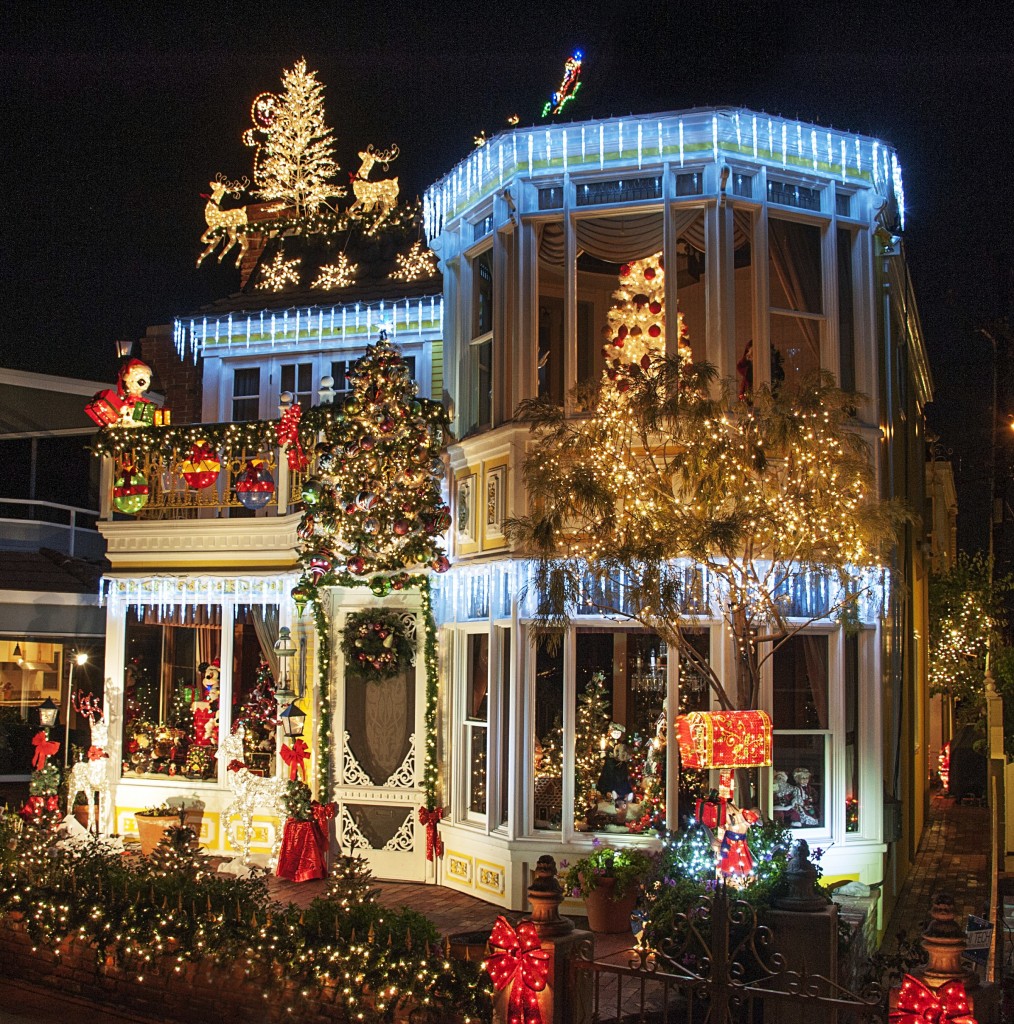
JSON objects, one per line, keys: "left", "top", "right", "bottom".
{"left": 0, "top": 918, "right": 449, "bottom": 1023}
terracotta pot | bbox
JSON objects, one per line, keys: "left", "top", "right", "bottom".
{"left": 135, "top": 814, "right": 179, "bottom": 855}
{"left": 73, "top": 805, "right": 93, "bottom": 830}
{"left": 583, "top": 877, "right": 639, "bottom": 933}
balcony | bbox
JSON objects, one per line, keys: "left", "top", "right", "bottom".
{"left": 0, "top": 498, "right": 103, "bottom": 560}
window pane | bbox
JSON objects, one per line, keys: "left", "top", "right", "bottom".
{"left": 474, "top": 250, "right": 493, "bottom": 336}
{"left": 470, "top": 337, "right": 492, "bottom": 433}
{"left": 772, "top": 635, "right": 828, "bottom": 730}
{"left": 837, "top": 228, "right": 856, "bottom": 392}
{"left": 232, "top": 368, "right": 260, "bottom": 421}
{"left": 574, "top": 628, "right": 667, "bottom": 834}
{"left": 282, "top": 363, "right": 313, "bottom": 410}
{"left": 772, "top": 734, "right": 826, "bottom": 830}
{"left": 769, "top": 219, "right": 823, "bottom": 313}
{"left": 232, "top": 606, "right": 279, "bottom": 777}
{"left": 533, "top": 642, "right": 563, "bottom": 832}
{"left": 734, "top": 212, "right": 755, "bottom": 400}
{"left": 498, "top": 628, "right": 511, "bottom": 828}
{"left": 537, "top": 238, "right": 565, "bottom": 403}
{"left": 122, "top": 606, "right": 222, "bottom": 781}
{"left": 468, "top": 726, "right": 488, "bottom": 814}
{"left": 675, "top": 212, "right": 707, "bottom": 363}
{"left": 845, "top": 633, "right": 860, "bottom": 832}
{"left": 770, "top": 313, "right": 820, "bottom": 384}
{"left": 467, "top": 633, "right": 489, "bottom": 721}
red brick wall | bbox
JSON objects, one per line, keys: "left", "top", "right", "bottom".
{"left": 137, "top": 327, "right": 202, "bottom": 426}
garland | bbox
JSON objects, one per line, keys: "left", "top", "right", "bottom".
{"left": 313, "top": 599, "right": 332, "bottom": 797}
{"left": 340, "top": 609, "right": 415, "bottom": 681}
{"left": 420, "top": 579, "right": 439, "bottom": 810}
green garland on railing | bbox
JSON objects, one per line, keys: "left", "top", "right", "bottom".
{"left": 312, "top": 598, "right": 332, "bottom": 797}
{"left": 420, "top": 578, "right": 439, "bottom": 810}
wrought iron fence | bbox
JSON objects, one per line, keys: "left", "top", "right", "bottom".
{"left": 571, "top": 886, "right": 885, "bottom": 1023}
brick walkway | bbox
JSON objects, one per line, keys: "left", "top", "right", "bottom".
{"left": 881, "top": 791, "right": 991, "bottom": 952}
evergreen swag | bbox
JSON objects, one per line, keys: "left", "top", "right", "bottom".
{"left": 283, "top": 779, "right": 314, "bottom": 821}
{"left": 341, "top": 608, "right": 415, "bottom": 681}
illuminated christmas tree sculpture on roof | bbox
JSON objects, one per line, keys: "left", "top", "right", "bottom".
{"left": 295, "top": 330, "right": 451, "bottom": 600}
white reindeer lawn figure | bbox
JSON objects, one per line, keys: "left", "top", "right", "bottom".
{"left": 66, "top": 691, "right": 111, "bottom": 835}
{"left": 217, "top": 725, "right": 288, "bottom": 864}
{"left": 348, "top": 144, "right": 400, "bottom": 223}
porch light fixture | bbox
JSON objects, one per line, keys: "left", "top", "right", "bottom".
{"left": 115, "top": 339, "right": 134, "bottom": 359}
{"left": 38, "top": 698, "right": 59, "bottom": 730}
{"left": 278, "top": 700, "right": 306, "bottom": 740}
{"left": 273, "top": 627, "right": 297, "bottom": 702}
{"left": 12, "top": 642, "right": 22, "bottom": 660}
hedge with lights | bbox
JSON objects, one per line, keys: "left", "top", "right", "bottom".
{"left": 0, "top": 816, "right": 491, "bottom": 1021}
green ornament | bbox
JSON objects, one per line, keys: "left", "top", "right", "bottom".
{"left": 302, "top": 479, "right": 322, "bottom": 505}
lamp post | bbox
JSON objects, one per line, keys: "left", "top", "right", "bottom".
{"left": 278, "top": 700, "right": 306, "bottom": 740}
{"left": 273, "top": 627, "right": 297, "bottom": 703}
{"left": 64, "top": 651, "right": 89, "bottom": 768}
{"left": 38, "top": 698, "right": 59, "bottom": 731}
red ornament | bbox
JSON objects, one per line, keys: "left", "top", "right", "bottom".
{"left": 181, "top": 442, "right": 221, "bottom": 490}
{"left": 617, "top": 325, "right": 628, "bottom": 339}
{"left": 644, "top": 266, "right": 657, "bottom": 280}
{"left": 619, "top": 263, "right": 631, "bottom": 277}
{"left": 891, "top": 975, "right": 977, "bottom": 1023}
{"left": 347, "top": 556, "right": 366, "bottom": 575}
{"left": 648, "top": 324, "right": 662, "bottom": 338}
{"left": 431, "top": 555, "right": 451, "bottom": 573}
{"left": 649, "top": 301, "right": 662, "bottom": 314}
{"left": 393, "top": 519, "right": 412, "bottom": 536}
{"left": 486, "top": 916, "right": 550, "bottom": 1024}
{"left": 640, "top": 354, "right": 652, "bottom": 369}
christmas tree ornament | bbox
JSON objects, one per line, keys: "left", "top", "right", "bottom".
{"left": 291, "top": 584, "right": 310, "bottom": 617}
{"left": 356, "top": 490, "right": 378, "bottom": 510}
{"left": 235, "top": 458, "right": 276, "bottom": 511}
{"left": 302, "top": 479, "right": 323, "bottom": 505}
{"left": 113, "top": 460, "right": 149, "bottom": 515}
{"left": 181, "top": 441, "right": 221, "bottom": 490}
{"left": 346, "top": 555, "right": 366, "bottom": 575}
{"left": 309, "top": 553, "right": 333, "bottom": 583}
{"left": 363, "top": 516, "right": 380, "bottom": 534}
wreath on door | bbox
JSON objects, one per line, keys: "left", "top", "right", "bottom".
{"left": 341, "top": 608, "right": 416, "bottom": 681}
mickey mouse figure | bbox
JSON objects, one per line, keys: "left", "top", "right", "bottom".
{"left": 191, "top": 659, "right": 221, "bottom": 748}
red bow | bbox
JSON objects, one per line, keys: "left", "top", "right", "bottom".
{"left": 227, "top": 759, "right": 247, "bottom": 773}
{"left": 418, "top": 806, "right": 444, "bottom": 861}
{"left": 276, "top": 404, "right": 308, "bottom": 471}
{"left": 280, "top": 739, "right": 310, "bottom": 782}
{"left": 32, "top": 730, "right": 60, "bottom": 770}
{"left": 890, "top": 975, "right": 977, "bottom": 1024}
{"left": 87, "top": 746, "right": 109, "bottom": 761}
{"left": 486, "top": 916, "right": 550, "bottom": 1024}
{"left": 310, "top": 800, "right": 336, "bottom": 855}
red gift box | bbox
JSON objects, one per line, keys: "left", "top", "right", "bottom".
{"left": 676, "top": 710, "right": 773, "bottom": 769}
{"left": 695, "top": 797, "right": 728, "bottom": 829}
{"left": 85, "top": 390, "right": 123, "bottom": 426}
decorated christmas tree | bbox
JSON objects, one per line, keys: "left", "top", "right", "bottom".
{"left": 248, "top": 58, "right": 343, "bottom": 219}
{"left": 574, "top": 670, "right": 611, "bottom": 821}
{"left": 600, "top": 254, "right": 692, "bottom": 372}
{"left": 295, "top": 329, "right": 451, "bottom": 600}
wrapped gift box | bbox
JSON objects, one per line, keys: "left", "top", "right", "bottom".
{"left": 85, "top": 390, "right": 123, "bottom": 426}
{"left": 676, "top": 710, "right": 773, "bottom": 769}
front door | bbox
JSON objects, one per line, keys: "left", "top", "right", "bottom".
{"left": 330, "top": 594, "right": 426, "bottom": 881}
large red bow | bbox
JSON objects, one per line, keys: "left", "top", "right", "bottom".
{"left": 486, "top": 916, "right": 550, "bottom": 1024}
{"left": 418, "top": 806, "right": 444, "bottom": 861}
{"left": 87, "top": 746, "right": 109, "bottom": 761}
{"left": 32, "top": 730, "right": 60, "bottom": 770}
{"left": 890, "top": 975, "right": 977, "bottom": 1024}
{"left": 280, "top": 739, "right": 310, "bottom": 781}
{"left": 276, "top": 404, "right": 308, "bottom": 471}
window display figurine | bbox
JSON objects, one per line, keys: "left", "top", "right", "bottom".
{"left": 772, "top": 770, "right": 794, "bottom": 824}
{"left": 597, "top": 722, "right": 633, "bottom": 802}
{"left": 716, "top": 805, "right": 761, "bottom": 880}
{"left": 192, "top": 659, "right": 221, "bottom": 748}
{"left": 789, "top": 767, "right": 819, "bottom": 827}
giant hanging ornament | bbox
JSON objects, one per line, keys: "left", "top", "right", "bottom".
{"left": 181, "top": 441, "right": 221, "bottom": 490}
{"left": 235, "top": 458, "right": 276, "bottom": 511}
{"left": 113, "top": 459, "right": 149, "bottom": 515}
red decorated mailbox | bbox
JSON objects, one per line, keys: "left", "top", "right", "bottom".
{"left": 676, "top": 710, "right": 773, "bottom": 770}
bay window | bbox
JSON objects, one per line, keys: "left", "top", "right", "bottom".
{"left": 466, "top": 248, "right": 493, "bottom": 435}
{"left": 768, "top": 217, "right": 824, "bottom": 385}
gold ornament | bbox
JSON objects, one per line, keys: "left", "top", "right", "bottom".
{"left": 257, "top": 251, "right": 302, "bottom": 291}
{"left": 313, "top": 253, "right": 358, "bottom": 290}
{"left": 390, "top": 239, "right": 438, "bottom": 282}
{"left": 348, "top": 144, "right": 400, "bottom": 223}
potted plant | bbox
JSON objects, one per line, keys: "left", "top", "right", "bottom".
{"left": 72, "top": 790, "right": 93, "bottom": 829}
{"left": 134, "top": 802, "right": 182, "bottom": 855}
{"left": 561, "top": 842, "right": 656, "bottom": 933}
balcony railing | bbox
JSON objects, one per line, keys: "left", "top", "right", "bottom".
{"left": 0, "top": 498, "right": 102, "bottom": 559}
{"left": 96, "top": 422, "right": 320, "bottom": 522}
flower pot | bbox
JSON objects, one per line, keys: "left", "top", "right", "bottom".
{"left": 583, "top": 877, "right": 639, "bottom": 933}
{"left": 73, "top": 805, "right": 93, "bottom": 830}
{"left": 135, "top": 814, "right": 179, "bottom": 855}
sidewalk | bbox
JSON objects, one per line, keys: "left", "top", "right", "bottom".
{"left": 881, "top": 790, "right": 991, "bottom": 953}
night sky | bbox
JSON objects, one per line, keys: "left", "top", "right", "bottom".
{"left": 2, "top": 2, "right": 1011, "bottom": 551}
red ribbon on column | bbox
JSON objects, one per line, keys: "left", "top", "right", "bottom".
{"left": 486, "top": 916, "right": 551, "bottom": 1024}
{"left": 31, "top": 730, "right": 60, "bottom": 770}
{"left": 276, "top": 404, "right": 308, "bottom": 471}
{"left": 418, "top": 806, "right": 444, "bottom": 861}
{"left": 280, "top": 739, "right": 310, "bottom": 781}
{"left": 890, "top": 975, "right": 977, "bottom": 1023}
{"left": 310, "top": 800, "right": 336, "bottom": 859}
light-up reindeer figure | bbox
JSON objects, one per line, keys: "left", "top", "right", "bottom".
{"left": 196, "top": 174, "right": 251, "bottom": 268}
{"left": 348, "top": 144, "right": 400, "bottom": 223}
{"left": 66, "top": 691, "right": 111, "bottom": 835}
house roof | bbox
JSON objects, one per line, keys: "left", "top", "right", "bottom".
{"left": 0, "top": 549, "right": 106, "bottom": 595}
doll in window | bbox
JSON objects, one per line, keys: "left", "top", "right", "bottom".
{"left": 789, "top": 767, "right": 820, "bottom": 827}
{"left": 772, "top": 769, "right": 794, "bottom": 824}
{"left": 597, "top": 722, "right": 633, "bottom": 802}
{"left": 191, "top": 659, "right": 221, "bottom": 748}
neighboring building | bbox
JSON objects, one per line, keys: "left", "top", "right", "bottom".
{"left": 0, "top": 369, "right": 107, "bottom": 784}
{"left": 92, "top": 107, "right": 929, "bottom": 932}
